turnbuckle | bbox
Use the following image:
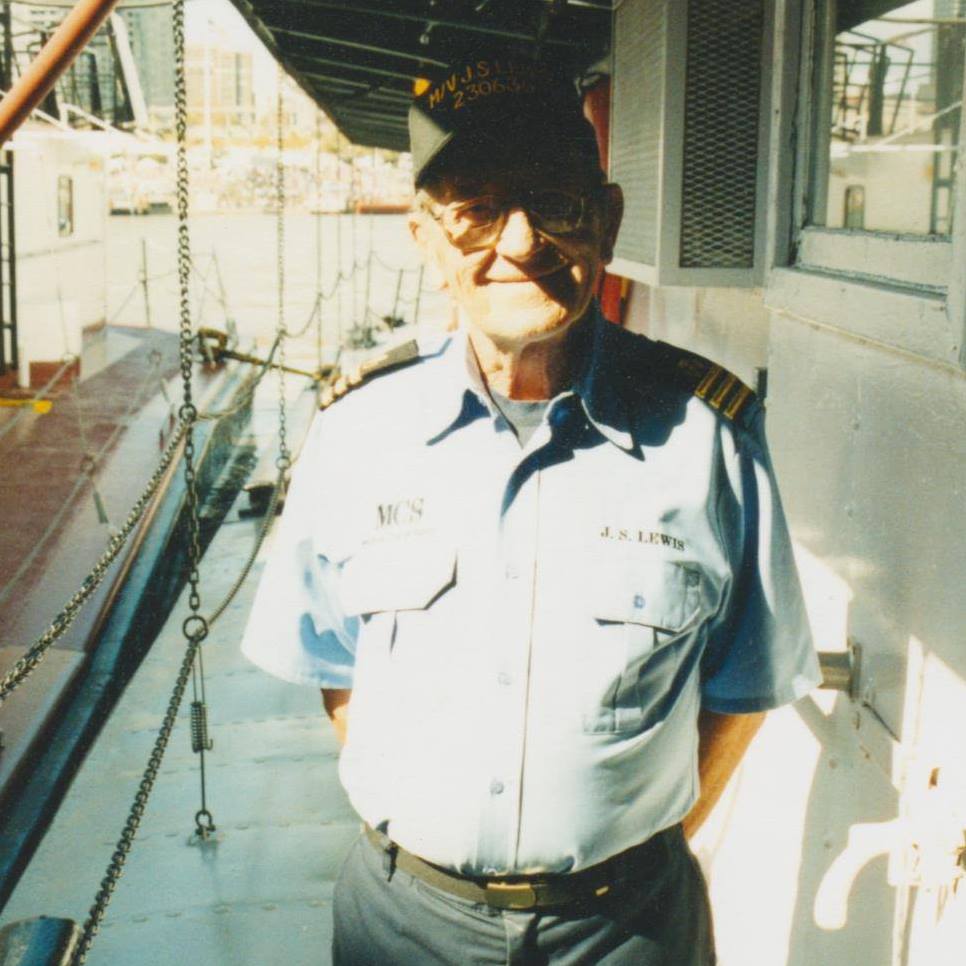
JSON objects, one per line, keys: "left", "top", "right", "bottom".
{"left": 196, "top": 328, "right": 335, "bottom": 382}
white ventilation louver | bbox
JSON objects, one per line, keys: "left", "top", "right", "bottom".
{"left": 609, "top": 0, "right": 771, "bottom": 287}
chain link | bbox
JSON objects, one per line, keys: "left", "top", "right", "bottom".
{"left": 170, "top": 0, "right": 213, "bottom": 846}
{"left": 73, "top": 625, "right": 205, "bottom": 965}
{"left": 173, "top": 0, "right": 204, "bottom": 623}
{"left": 70, "top": 0, "right": 204, "bottom": 957}
{"left": 0, "top": 420, "right": 189, "bottom": 705}
{"left": 69, "top": 442, "right": 286, "bottom": 966}
{"left": 10, "top": 3, "right": 313, "bottom": 953}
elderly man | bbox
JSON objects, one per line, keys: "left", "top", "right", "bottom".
{"left": 241, "top": 53, "right": 819, "bottom": 966}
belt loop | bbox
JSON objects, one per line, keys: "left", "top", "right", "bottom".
{"left": 367, "top": 824, "right": 399, "bottom": 882}
{"left": 382, "top": 841, "right": 398, "bottom": 881}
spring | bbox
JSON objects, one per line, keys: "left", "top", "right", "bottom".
{"left": 190, "top": 700, "right": 213, "bottom": 753}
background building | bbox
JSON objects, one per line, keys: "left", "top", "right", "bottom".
{"left": 117, "top": 6, "right": 175, "bottom": 132}
{"left": 185, "top": 37, "right": 256, "bottom": 147}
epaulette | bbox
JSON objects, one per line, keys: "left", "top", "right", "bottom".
{"left": 657, "top": 342, "right": 761, "bottom": 428}
{"left": 319, "top": 340, "right": 421, "bottom": 409}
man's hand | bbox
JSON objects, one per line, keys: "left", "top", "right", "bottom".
{"left": 682, "top": 709, "right": 765, "bottom": 840}
{"left": 321, "top": 688, "right": 352, "bottom": 746}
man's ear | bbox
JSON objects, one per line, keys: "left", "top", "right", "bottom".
{"left": 408, "top": 209, "right": 424, "bottom": 247}
{"left": 599, "top": 183, "right": 624, "bottom": 264}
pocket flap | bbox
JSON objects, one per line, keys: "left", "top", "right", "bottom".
{"left": 340, "top": 538, "right": 456, "bottom": 616}
{"left": 589, "top": 560, "right": 700, "bottom": 632}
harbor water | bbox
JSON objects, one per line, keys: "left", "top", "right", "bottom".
{"left": 104, "top": 211, "right": 452, "bottom": 359}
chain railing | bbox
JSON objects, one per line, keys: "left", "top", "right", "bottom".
{"left": 70, "top": 0, "right": 197, "bottom": 954}
{"left": 0, "top": 171, "right": 415, "bottom": 714}
{"left": 2, "top": 10, "right": 426, "bottom": 956}
{"left": 0, "top": 349, "right": 168, "bottom": 613}
{"left": 0, "top": 417, "right": 189, "bottom": 705}
{"left": 275, "top": 66, "right": 291, "bottom": 478}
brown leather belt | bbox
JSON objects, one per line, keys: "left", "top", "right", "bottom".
{"left": 363, "top": 824, "right": 676, "bottom": 911}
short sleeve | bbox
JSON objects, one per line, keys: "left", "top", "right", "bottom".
{"left": 240, "top": 412, "right": 358, "bottom": 689}
{"left": 700, "top": 412, "right": 821, "bottom": 714}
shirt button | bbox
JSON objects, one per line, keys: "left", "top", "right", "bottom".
{"left": 490, "top": 780, "right": 505, "bottom": 796}
{"left": 497, "top": 672, "right": 512, "bottom": 687}
{"left": 550, "top": 403, "right": 575, "bottom": 427}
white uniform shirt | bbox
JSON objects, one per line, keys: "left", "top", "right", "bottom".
{"left": 241, "top": 312, "right": 820, "bottom": 875}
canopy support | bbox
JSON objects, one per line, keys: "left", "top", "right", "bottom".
{"left": 0, "top": 0, "right": 120, "bottom": 146}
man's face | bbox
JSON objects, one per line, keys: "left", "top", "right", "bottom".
{"left": 411, "top": 154, "right": 623, "bottom": 349}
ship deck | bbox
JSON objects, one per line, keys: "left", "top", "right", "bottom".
{"left": 1, "top": 375, "right": 354, "bottom": 965}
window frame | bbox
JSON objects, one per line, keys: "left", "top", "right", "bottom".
{"left": 768, "top": 0, "right": 966, "bottom": 367}
{"left": 57, "top": 174, "right": 74, "bottom": 238}
{"left": 793, "top": 0, "right": 963, "bottom": 274}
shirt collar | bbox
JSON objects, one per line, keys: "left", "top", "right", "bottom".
{"left": 425, "top": 328, "right": 492, "bottom": 445}
{"left": 573, "top": 307, "right": 640, "bottom": 454}
{"left": 424, "top": 306, "right": 643, "bottom": 454}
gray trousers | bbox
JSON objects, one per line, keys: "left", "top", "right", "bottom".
{"left": 331, "top": 827, "right": 715, "bottom": 965}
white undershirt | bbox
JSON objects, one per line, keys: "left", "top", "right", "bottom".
{"left": 490, "top": 392, "right": 551, "bottom": 447}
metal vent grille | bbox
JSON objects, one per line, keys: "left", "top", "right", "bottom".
{"left": 611, "top": 0, "right": 664, "bottom": 266}
{"left": 679, "top": 0, "right": 764, "bottom": 269}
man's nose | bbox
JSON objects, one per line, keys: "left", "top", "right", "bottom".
{"left": 493, "top": 207, "right": 541, "bottom": 259}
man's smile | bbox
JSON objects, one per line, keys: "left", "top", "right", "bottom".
{"left": 481, "top": 249, "right": 572, "bottom": 284}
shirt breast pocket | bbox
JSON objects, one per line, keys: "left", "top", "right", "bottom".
{"left": 339, "top": 538, "right": 457, "bottom": 656}
{"left": 582, "top": 560, "right": 703, "bottom": 735}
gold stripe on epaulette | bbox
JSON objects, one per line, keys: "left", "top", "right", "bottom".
{"left": 358, "top": 339, "right": 420, "bottom": 377}
{"left": 723, "top": 384, "right": 753, "bottom": 420}
{"left": 709, "top": 372, "right": 737, "bottom": 410}
{"left": 318, "top": 339, "right": 421, "bottom": 410}
{"left": 694, "top": 364, "right": 722, "bottom": 400}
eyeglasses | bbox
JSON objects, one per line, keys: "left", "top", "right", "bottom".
{"left": 422, "top": 187, "right": 602, "bottom": 251}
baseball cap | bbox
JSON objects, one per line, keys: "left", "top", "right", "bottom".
{"left": 408, "top": 52, "right": 602, "bottom": 186}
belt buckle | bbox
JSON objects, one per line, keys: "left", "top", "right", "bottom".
{"left": 484, "top": 881, "right": 539, "bottom": 910}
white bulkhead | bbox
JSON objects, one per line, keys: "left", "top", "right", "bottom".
{"left": 610, "top": 1, "right": 966, "bottom": 963}
{"left": 8, "top": 124, "right": 108, "bottom": 386}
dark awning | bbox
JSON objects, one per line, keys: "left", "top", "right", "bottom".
{"left": 226, "top": 0, "right": 613, "bottom": 151}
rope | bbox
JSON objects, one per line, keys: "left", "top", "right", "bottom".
{"left": 105, "top": 282, "right": 139, "bottom": 326}
{"left": 204, "top": 468, "right": 285, "bottom": 629}
{"left": 66, "top": 354, "right": 113, "bottom": 531}
{"left": 192, "top": 255, "right": 211, "bottom": 330}
{"left": 189, "top": 252, "right": 234, "bottom": 330}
